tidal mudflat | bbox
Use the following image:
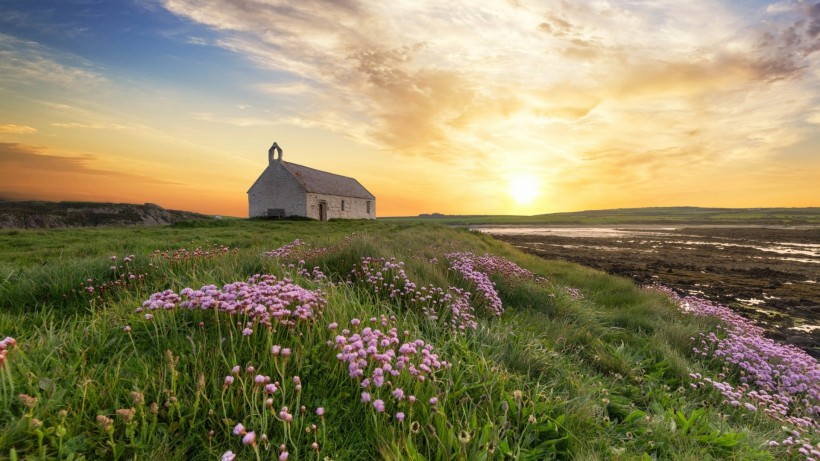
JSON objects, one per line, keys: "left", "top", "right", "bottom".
{"left": 479, "top": 225, "right": 820, "bottom": 357}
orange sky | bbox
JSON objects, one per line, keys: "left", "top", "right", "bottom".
{"left": 1, "top": 1, "right": 819, "bottom": 217}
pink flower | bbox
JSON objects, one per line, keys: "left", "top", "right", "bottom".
{"left": 279, "top": 452, "right": 289, "bottom": 461}
{"left": 144, "top": 314, "right": 153, "bottom": 320}
{"left": 429, "top": 397, "right": 438, "bottom": 405}
{"left": 361, "top": 391, "right": 371, "bottom": 403}
{"left": 373, "top": 399, "right": 385, "bottom": 412}
{"left": 316, "top": 407, "right": 325, "bottom": 416}
{"left": 281, "top": 348, "right": 291, "bottom": 357}
{"left": 233, "top": 423, "right": 245, "bottom": 435}
{"left": 224, "top": 376, "right": 234, "bottom": 386}
{"left": 221, "top": 451, "right": 236, "bottom": 461}
{"left": 231, "top": 365, "right": 240, "bottom": 374}
{"left": 328, "top": 322, "right": 339, "bottom": 330}
{"left": 242, "top": 431, "right": 256, "bottom": 445}
{"left": 395, "top": 412, "right": 405, "bottom": 422}
{"left": 242, "top": 327, "right": 253, "bottom": 336}
{"left": 123, "top": 325, "right": 131, "bottom": 333}
{"left": 271, "top": 345, "right": 281, "bottom": 356}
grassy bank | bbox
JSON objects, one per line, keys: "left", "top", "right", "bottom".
{"left": 0, "top": 220, "right": 816, "bottom": 460}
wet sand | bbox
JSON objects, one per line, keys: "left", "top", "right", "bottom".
{"left": 480, "top": 225, "right": 820, "bottom": 358}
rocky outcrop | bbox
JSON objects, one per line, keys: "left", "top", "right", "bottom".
{"left": 0, "top": 201, "right": 209, "bottom": 229}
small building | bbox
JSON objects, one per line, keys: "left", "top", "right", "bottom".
{"left": 247, "top": 142, "right": 376, "bottom": 220}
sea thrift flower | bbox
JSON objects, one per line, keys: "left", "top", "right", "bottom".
{"left": 231, "top": 365, "right": 240, "bottom": 374}
{"left": 224, "top": 376, "right": 234, "bottom": 387}
{"left": 242, "top": 431, "right": 256, "bottom": 446}
{"left": 281, "top": 348, "right": 291, "bottom": 357}
{"left": 396, "top": 412, "right": 405, "bottom": 422}
{"left": 271, "top": 345, "right": 281, "bottom": 356}
{"left": 233, "top": 423, "right": 246, "bottom": 435}
{"left": 316, "top": 407, "right": 325, "bottom": 416}
{"left": 361, "top": 392, "right": 371, "bottom": 403}
{"left": 429, "top": 397, "right": 438, "bottom": 405}
{"left": 279, "top": 452, "right": 289, "bottom": 461}
{"left": 373, "top": 399, "right": 385, "bottom": 412}
{"left": 242, "top": 327, "right": 253, "bottom": 336}
{"left": 221, "top": 451, "right": 236, "bottom": 461}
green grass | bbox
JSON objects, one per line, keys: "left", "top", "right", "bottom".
{"left": 0, "top": 220, "right": 798, "bottom": 460}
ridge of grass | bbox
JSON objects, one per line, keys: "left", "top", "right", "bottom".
{"left": 0, "top": 220, "right": 813, "bottom": 460}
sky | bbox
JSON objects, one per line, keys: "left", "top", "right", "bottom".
{"left": 0, "top": 0, "right": 818, "bottom": 217}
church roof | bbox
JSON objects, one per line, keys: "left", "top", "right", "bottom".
{"left": 282, "top": 162, "right": 375, "bottom": 200}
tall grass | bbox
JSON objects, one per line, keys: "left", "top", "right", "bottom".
{"left": 0, "top": 220, "right": 813, "bottom": 460}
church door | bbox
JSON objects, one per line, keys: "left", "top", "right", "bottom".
{"left": 319, "top": 201, "right": 327, "bottom": 221}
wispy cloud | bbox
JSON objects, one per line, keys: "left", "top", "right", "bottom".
{"left": 0, "top": 143, "right": 178, "bottom": 185}
{"left": 160, "top": 0, "right": 820, "bottom": 173}
{"left": 0, "top": 33, "right": 106, "bottom": 86}
{"left": 0, "top": 124, "right": 36, "bottom": 134}
{"left": 51, "top": 122, "right": 126, "bottom": 130}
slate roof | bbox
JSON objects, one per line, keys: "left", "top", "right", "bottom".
{"left": 282, "top": 162, "right": 375, "bottom": 200}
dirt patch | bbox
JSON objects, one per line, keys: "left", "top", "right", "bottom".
{"left": 489, "top": 226, "right": 820, "bottom": 358}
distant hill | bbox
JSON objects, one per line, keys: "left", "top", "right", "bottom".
{"left": 387, "top": 206, "right": 820, "bottom": 225}
{"left": 0, "top": 201, "right": 210, "bottom": 229}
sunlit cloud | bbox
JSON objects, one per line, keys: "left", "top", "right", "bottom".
{"left": 0, "top": 124, "right": 36, "bottom": 134}
{"left": 51, "top": 122, "right": 126, "bottom": 130}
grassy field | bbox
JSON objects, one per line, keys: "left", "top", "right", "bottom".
{"left": 383, "top": 207, "right": 820, "bottom": 226}
{"left": 0, "top": 220, "right": 817, "bottom": 460}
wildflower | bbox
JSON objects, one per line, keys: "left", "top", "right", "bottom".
{"left": 328, "top": 322, "right": 338, "bottom": 330}
{"left": 513, "top": 390, "right": 523, "bottom": 400}
{"left": 396, "top": 412, "right": 405, "bottom": 422}
{"left": 316, "top": 407, "right": 325, "bottom": 416}
{"left": 281, "top": 348, "right": 292, "bottom": 357}
{"left": 392, "top": 388, "right": 405, "bottom": 400}
{"left": 429, "top": 397, "right": 438, "bottom": 406}
{"left": 221, "top": 450, "right": 237, "bottom": 461}
{"left": 279, "top": 451, "right": 289, "bottom": 461}
{"left": 255, "top": 375, "right": 267, "bottom": 385}
{"left": 361, "top": 392, "right": 371, "bottom": 403}
{"left": 224, "top": 376, "right": 234, "bottom": 387}
{"left": 271, "top": 345, "right": 281, "bottom": 356}
{"left": 96, "top": 415, "right": 114, "bottom": 431}
{"left": 231, "top": 365, "right": 240, "bottom": 374}
{"left": 233, "top": 423, "right": 246, "bottom": 435}
{"left": 242, "top": 431, "right": 256, "bottom": 446}
{"left": 265, "top": 383, "right": 278, "bottom": 394}
{"left": 18, "top": 394, "right": 37, "bottom": 409}
{"left": 242, "top": 327, "right": 253, "bottom": 336}
{"left": 144, "top": 314, "right": 153, "bottom": 320}
{"left": 373, "top": 399, "right": 385, "bottom": 412}
{"left": 246, "top": 366, "right": 255, "bottom": 374}
{"left": 123, "top": 325, "right": 131, "bottom": 333}
{"left": 312, "top": 442, "right": 319, "bottom": 450}
{"left": 116, "top": 408, "right": 136, "bottom": 423}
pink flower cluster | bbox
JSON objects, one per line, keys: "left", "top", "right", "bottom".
{"left": 349, "top": 257, "right": 477, "bottom": 331}
{"left": 139, "top": 275, "right": 326, "bottom": 332}
{"left": 151, "top": 244, "right": 236, "bottom": 263}
{"left": 0, "top": 336, "right": 15, "bottom": 369}
{"left": 655, "top": 286, "right": 820, "bottom": 457}
{"left": 262, "top": 239, "right": 306, "bottom": 259}
{"left": 262, "top": 239, "right": 332, "bottom": 261}
{"left": 444, "top": 253, "right": 505, "bottom": 316}
{"left": 332, "top": 317, "right": 448, "bottom": 419}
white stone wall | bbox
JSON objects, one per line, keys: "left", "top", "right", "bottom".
{"left": 247, "top": 163, "right": 307, "bottom": 217}
{"left": 306, "top": 193, "right": 376, "bottom": 220}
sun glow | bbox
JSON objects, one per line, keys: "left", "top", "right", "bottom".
{"left": 507, "top": 173, "right": 541, "bottom": 205}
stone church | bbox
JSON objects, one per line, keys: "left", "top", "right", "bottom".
{"left": 247, "top": 142, "right": 376, "bottom": 220}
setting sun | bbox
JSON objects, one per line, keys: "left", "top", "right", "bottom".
{"left": 508, "top": 173, "right": 541, "bottom": 205}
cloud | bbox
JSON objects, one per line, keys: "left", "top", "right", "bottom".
{"left": 0, "top": 124, "right": 36, "bottom": 134}
{"left": 0, "top": 143, "right": 178, "bottom": 185}
{"left": 51, "top": 122, "right": 126, "bottom": 130}
{"left": 0, "top": 33, "right": 106, "bottom": 87}
{"left": 160, "top": 0, "right": 820, "bottom": 176}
